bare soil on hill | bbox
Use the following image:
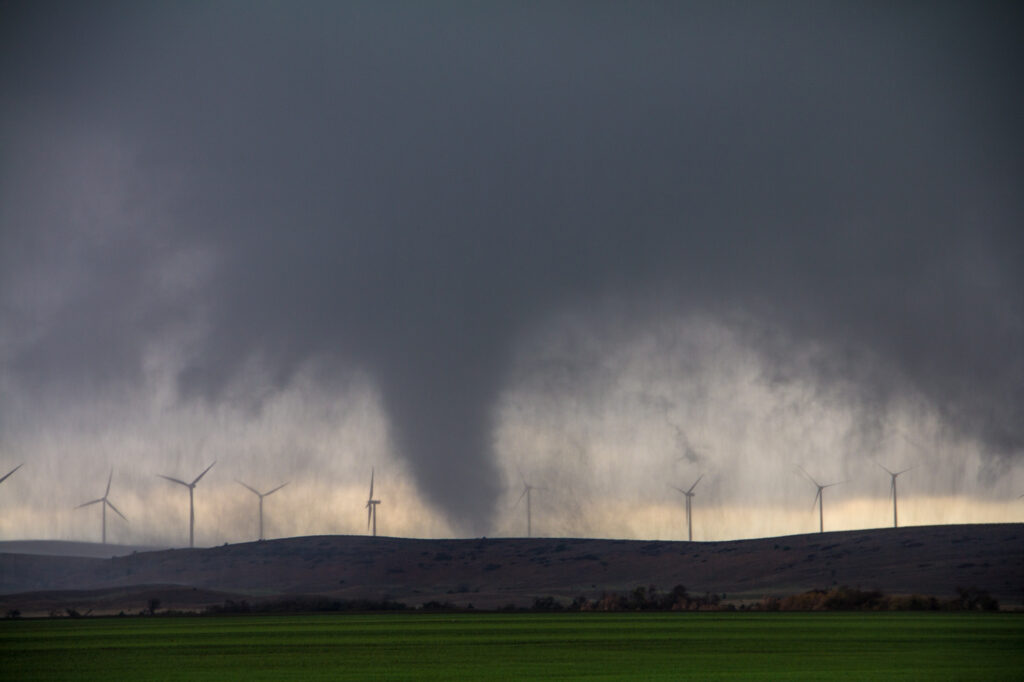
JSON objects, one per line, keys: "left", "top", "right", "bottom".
{"left": 1, "top": 524, "right": 1020, "bottom": 615}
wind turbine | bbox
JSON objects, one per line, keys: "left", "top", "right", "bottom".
{"left": 158, "top": 461, "right": 215, "bottom": 548}
{"left": 671, "top": 474, "right": 703, "bottom": 541}
{"left": 797, "top": 466, "right": 842, "bottom": 534}
{"left": 236, "top": 479, "right": 288, "bottom": 541}
{"left": 877, "top": 463, "right": 913, "bottom": 528}
{"left": 513, "top": 471, "right": 546, "bottom": 538}
{"left": 76, "top": 468, "right": 127, "bottom": 544}
{"left": 365, "top": 468, "right": 380, "bottom": 537}
{"left": 1, "top": 463, "right": 23, "bottom": 486}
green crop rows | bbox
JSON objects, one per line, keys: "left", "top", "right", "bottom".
{"left": 2, "top": 612, "right": 1021, "bottom": 681}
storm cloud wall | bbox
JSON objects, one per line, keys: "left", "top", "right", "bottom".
{"left": 1, "top": 2, "right": 1021, "bottom": 536}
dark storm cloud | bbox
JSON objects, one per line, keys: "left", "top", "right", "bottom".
{"left": 2, "top": 2, "right": 1022, "bottom": 530}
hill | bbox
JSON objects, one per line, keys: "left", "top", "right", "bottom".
{"left": 1, "top": 524, "right": 1020, "bottom": 615}
{"left": 0, "top": 540, "right": 168, "bottom": 559}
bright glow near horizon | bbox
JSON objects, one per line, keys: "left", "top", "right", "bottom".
{"left": 0, "top": 314, "right": 1020, "bottom": 546}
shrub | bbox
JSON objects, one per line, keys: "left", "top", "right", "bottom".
{"left": 532, "top": 596, "right": 563, "bottom": 612}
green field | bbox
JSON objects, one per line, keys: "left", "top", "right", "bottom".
{"left": 2, "top": 612, "right": 1021, "bottom": 680}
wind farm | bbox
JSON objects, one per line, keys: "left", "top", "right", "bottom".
{"left": 1, "top": 455, "right": 1022, "bottom": 671}
{"left": 0, "top": 451, "right": 1019, "bottom": 548}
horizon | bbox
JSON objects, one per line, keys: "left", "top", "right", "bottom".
{"left": 1, "top": 518, "right": 1021, "bottom": 554}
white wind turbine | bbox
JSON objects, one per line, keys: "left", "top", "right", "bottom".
{"left": 76, "top": 468, "right": 127, "bottom": 544}
{"left": 877, "top": 463, "right": 913, "bottom": 528}
{"left": 671, "top": 474, "right": 704, "bottom": 541}
{"left": 797, "top": 466, "right": 843, "bottom": 534}
{"left": 366, "top": 468, "right": 380, "bottom": 537}
{"left": 513, "top": 471, "right": 545, "bottom": 538}
{"left": 158, "top": 461, "right": 216, "bottom": 548}
{"left": 0, "top": 463, "right": 23, "bottom": 487}
{"left": 236, "top": 479, "right": 288, "bottom": 541}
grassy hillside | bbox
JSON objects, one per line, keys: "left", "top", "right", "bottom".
{"left": 1, "top": 524, "right": 1021, "bottom": 614}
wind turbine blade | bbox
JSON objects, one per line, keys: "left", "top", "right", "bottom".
{"left": 106, "top": 499, "right": 128, "bottom": 521}
{"left": 795, "top": 465, "right": 820, "bottom": 487}
{"left": 76, "top": 498, "right": 103, "bottom": 508}
{"left": 0, "top": 463, "right": 23, "bottom": 484}
{"left": 105, "top": 469, "right": 113, "bottom": 496}
{"left": 191, "top": 461, "right": 216, "bottom": 486}
{"left": 687, "top": 474, "right": 704, "bottom": 494}
{"left": 236, "top": 479, "right": 261, "bottom": 496}
{"left": 369, "top": 468, "right": 374, "bottom": 499}
{"left": 895, "top": 466, "right": 914, "bottom": 476}
{"left": 158, "top": 474, "right": 190, "bottom": 487}
{"left": 512, "top": 486, "right": 528, "bottom": 509}
{"left": 812, "top": 488, "right": 821, "bottom": 509}
{"left": 367, "top": 502, "right": 372, "bottom": 530}
{"left": 876, "top": 461, "right": 895, "bottom": 476}
{"left": 669, "top": 485, "right": 687, "bottom": 495}
{"left": 264, "top": 482, "right": 288, "bottom": 496}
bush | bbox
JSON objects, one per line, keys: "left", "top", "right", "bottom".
{"left": 748, "top": 586, "right": 1000, "bottom": 612}
{"left": 532, "top": 596, "right": 563, "bottom": 612}
{"left": 824, "top": 586, "right": 883, "bottom": 610}
{"left": 950, "top": 587, "right": 999, "bottom": 611}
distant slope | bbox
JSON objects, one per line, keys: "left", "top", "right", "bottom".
{"left": 0, "top": 540, "right": 168, "bottom": 559}
{"left": 1, "top": 524, "right": 1020, "bottom": 614}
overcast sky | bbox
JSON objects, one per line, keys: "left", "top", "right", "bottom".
{"left": 1, "top": 2, "right": 1022, "bottom": 542}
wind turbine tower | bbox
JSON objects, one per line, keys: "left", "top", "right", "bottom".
{"left": 878, "top": 464, "right": 913, "bottom": 528}
{"left": 158, "top": 461, "right": 215, "bottom": 548}
{"left": 798, "top": 466, "right": 842, "bottom": 534}
{"left": 236, "top": 479, "right": 288, "bottom": 540}
{"left": 522, "top": 482, "right": 535, "bottom": 538}
{"left": 672, "top": 474, "right": 704, "bottom": 541}
{"left": 366, "top": 468, "right": 380, "bottom": 537}
{"left": 514, "top": 473, "right": 546, "bottom": 538}
{"left": 76, "top": 468, "right": 127, "bottom": 544}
